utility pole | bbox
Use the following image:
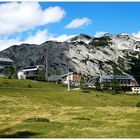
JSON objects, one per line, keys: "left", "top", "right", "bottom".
{"left": 45, "top": 59, "right": 48, "bottom": 81}
{"left": 68, "top": 70, "right": 70, "bottom": 91}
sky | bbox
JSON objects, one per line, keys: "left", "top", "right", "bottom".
{"left": 0, "top": 2, "right": 140, "bottom": 51}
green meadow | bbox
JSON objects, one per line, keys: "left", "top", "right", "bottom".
{"left": 0, "top": 77, "right": 140, "bottom": 138}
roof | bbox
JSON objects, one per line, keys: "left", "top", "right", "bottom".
{"left": 48, "top": 75, "right": 62, "bottom": 82}
{"left": 0, "top": 57, "right": 14, "bottom": 63}
{"left": 61, "top": 72, "right": 80, "bottom": 78}
{"left": 21, "top": 65, "right": 39, "bottom": 72}
{"left": 100, "top": 74, "right": 136, "bottom": 81}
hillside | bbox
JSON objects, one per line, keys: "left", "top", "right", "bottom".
{"left": 0, "top": 78, "right": 140, "bottom": 138}
{"left": 0, "top": 33, "right": 140, "bottom": 83}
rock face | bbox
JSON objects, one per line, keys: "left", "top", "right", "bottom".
{"left": 0, "top": 33, "right": 140, "bottom": 83}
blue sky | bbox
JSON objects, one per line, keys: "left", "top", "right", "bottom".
{"left": 40, "top": 2, "right": 140, "bottom": 35}
{"left": 0, "top": 2, "right": 140, "bottom": 50}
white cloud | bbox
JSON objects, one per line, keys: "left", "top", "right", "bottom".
{"left": 0, "top": 2, "right": 65, "bottom": 35}
{"left": 0, "top": 30, "right": 76, "bottom": 51}
{"left": 25, "top": 30, "right": 75, "bottom": 44}
{"left": 49, "top": 34, "right": 76, "bottom": 42}
{"left": 94, "top": 32, "right": 107, "bottom": 37}
{"left": 25, "top": 29, "right": 50, "bottom": 44}
{"left": 132, "top": 31, "right": 140, "bottom": 38}
{"left": 0, "top": 38, "right": 22, "bottom": 51}
{"left": 65, "top": 17, "right": 91, "bottom": 29}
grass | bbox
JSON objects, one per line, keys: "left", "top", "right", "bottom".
{"left": 0, "top": 78, "right": 140, "bottom": 138}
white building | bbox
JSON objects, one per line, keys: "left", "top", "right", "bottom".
{"left": 100, "top": 74, "right": 139, "bottom": 88}
{"left": 17, "top": 65, "right": 45, "bottom": 80}
{"left": 131, "top": 87, "right": 140, "bottom": 94}
{"left": 61, "top": 72, "right": 81, "bottom": 86}
{"left": 17, "top": 71, "right": 26, "bottom": 79}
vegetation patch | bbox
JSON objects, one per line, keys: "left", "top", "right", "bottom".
{"left": 102, "top": 50, "right": 110, "bottom": 55}
{"left": 27, "top": 84, "right": 32, "bottom": 88}
{"left": 89, "top": 36, "right": 112, "bottom": 47}
{"left": 136, "top": 101, "right": 140, "bottom": 107}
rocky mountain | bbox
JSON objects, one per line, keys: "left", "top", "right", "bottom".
{"left": 0, "top": 33, "right": 140, "bottom": 83}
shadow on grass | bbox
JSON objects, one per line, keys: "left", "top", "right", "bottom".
{"left": 72, "top": 117, "right": 91, "bottom": 121}
{"left": 0, "top": 117, "right": 49, "bottom": 138}
{"left": 24, "top": 117, "right": 50, "bottom": 122}
{"left": 82, "top": 90, "right": 90, "bottom": 93}
{"left": 0, "top": 131, "right": 40, "bottom": 138}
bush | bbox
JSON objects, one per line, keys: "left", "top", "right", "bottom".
{"left": 136, "top": 101, "right": 140, "bottom": 107}
{"left": 27, "top": 84, "right": 32, "bottom": 88}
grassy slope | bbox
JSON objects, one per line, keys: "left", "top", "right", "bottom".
{"left": 0, "top": 78, "right": 140, "bottom": 138}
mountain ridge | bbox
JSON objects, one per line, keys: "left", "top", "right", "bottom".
{"left": 0, "top": 33, "right": 140, "bottom": 83}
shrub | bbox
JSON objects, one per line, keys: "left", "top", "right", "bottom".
{"left": 136, "top": 101, "right": 140, "bottom": 107}
{"left": 27, "top": 84, "right": 32, "bottom": 88}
